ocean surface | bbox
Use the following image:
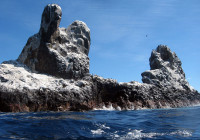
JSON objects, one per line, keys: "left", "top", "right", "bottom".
{"left": 0, "top": 106, "right": 200, "bottom": 140}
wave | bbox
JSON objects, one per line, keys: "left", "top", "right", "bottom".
{"left": 121, "top": 129, "right": 192, "bottom": 139}
{"left": 93, "top": 104, "right": 173, "bottom": 111}
{"left": 91, "top": 128, "right": 192, "bottom": 139}
{"left": 93, "top": 104, "right": 120, "bottom": 111}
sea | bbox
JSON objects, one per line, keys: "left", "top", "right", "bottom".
{"left": 0, "top": 106, "right": 200, "bottom": 140}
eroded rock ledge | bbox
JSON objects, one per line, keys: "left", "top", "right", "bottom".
{"left": 0, "top": 4, "right": 199, "bottom": 112}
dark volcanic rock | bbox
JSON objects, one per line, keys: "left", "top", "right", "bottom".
{"left": 0, "top": 4, "right": 200, "bottom": 112}
{"left": 92, "top": 76, "right": 200, "bottom": 110}
{"left": 39, "top": 4, "right": 62, "bottom": 43}
{"left": 0, "top": 60, "right": 96, "bottom": 112}
{"left": 18, "top": 4, "right": 90, "bottom": 79}
{"left": 142, "top": 45, "right": 191, "bottom": 90}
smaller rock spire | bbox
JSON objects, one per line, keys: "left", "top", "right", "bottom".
{"left": 142, "top": 45, "right": 190, "bottom": 90}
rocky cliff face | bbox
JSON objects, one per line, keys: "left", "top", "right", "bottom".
{"left": 18, "top": 4, "right": 90, "bottom": 79}
{"left": 142, "top": 45, "right": 191, "bottom": 91}
{"left": 0, "top": 4, "right": 199, "bottom": 112}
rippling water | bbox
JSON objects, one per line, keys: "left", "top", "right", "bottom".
{"left": 0, "top": 106, "right": 200, "bottom": 139}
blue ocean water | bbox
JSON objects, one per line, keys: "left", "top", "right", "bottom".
{"left": 0, "top": 106, "right": 200, "bottom": 140}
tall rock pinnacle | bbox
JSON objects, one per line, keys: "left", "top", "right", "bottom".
{"left": 18, "top": 4, "right": 91, "bottom": 79}
{"left": 39, "top": 4, "right": 62, "bottom": 43}
{"left": 141, "top": 45, "right": 191, "bottom": 90}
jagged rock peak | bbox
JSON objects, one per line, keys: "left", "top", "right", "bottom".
{"left": 67, "top": 20, "right": 91, "bottom": 55}
{"left": 39, "top": 4, "right": 62, "bottom": 43}
{"left": 142, "top": 45, "right": 191, "bottom": 91}
{"left": 17, "top": 4, "right": 90, "bottom": 79}
{"left": 150, "top": 45, "right": 183, "bottom": 72}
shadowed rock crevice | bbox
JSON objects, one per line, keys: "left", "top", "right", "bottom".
{"left": 0, "top": 4, "right": 200, "bottom": 112}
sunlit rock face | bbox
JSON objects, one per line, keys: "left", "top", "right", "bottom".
{"left": 18, "top": 4, "right": 90, "bottom": 79}
{"left": 0, "top": 4, "right": 200, "bottom": 112}
{"left": 141, "top": 45, "right": 191, "bottom": 90}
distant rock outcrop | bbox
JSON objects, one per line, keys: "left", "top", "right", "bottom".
{"left": 0, "top": 4, "right": 199, "bottom": 112}
{"left": 142, "top": 45, "right": 191, "bottom": 90}
{"left": 18, "top": 4, "right": 90, "bottom": 79}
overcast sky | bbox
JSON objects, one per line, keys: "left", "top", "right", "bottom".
{"left": 0, "top": 0, "right": 199, "bottom": 91}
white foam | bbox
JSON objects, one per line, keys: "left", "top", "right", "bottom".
{"left": 93, "top": 104, "right": 155, "bottom": 111}
{"left": 91, "top": 124, "right": 110, "bottom": 135}
{"left": 114, "top": 134, "right": 120, "bottom": 138}
{"left": 101, "top": 124, "right": 110, "bottom": 129}
{"left": 122, "top": 129, "right": 159, "bottom": 139}
{"left": 91, "top": 129, "right": 104, "bottom": 135}
{"left": 191, "top": 103, "right": 200, "bottom": 107}
{"left": 94, "top": 104, "right": 115, "bottom": 111}
{"left": 170, "top": 130, "right": 192, "bottom": 137}
{"left": 118, "top": 129, "right": 192, "bottom": 139}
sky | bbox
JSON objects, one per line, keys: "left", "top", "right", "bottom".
{"left": 0, "top": 0, "right": 199, "bottom": 91}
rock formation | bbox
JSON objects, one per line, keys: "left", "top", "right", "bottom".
{"left": 18, "top": 4, "right": 90, "bottom": 79}
{"left": 0, "top": 4, "right": 200, "bottom": 112}
{"left": 142, "top": 45, "right": 191, "bottom": 90}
